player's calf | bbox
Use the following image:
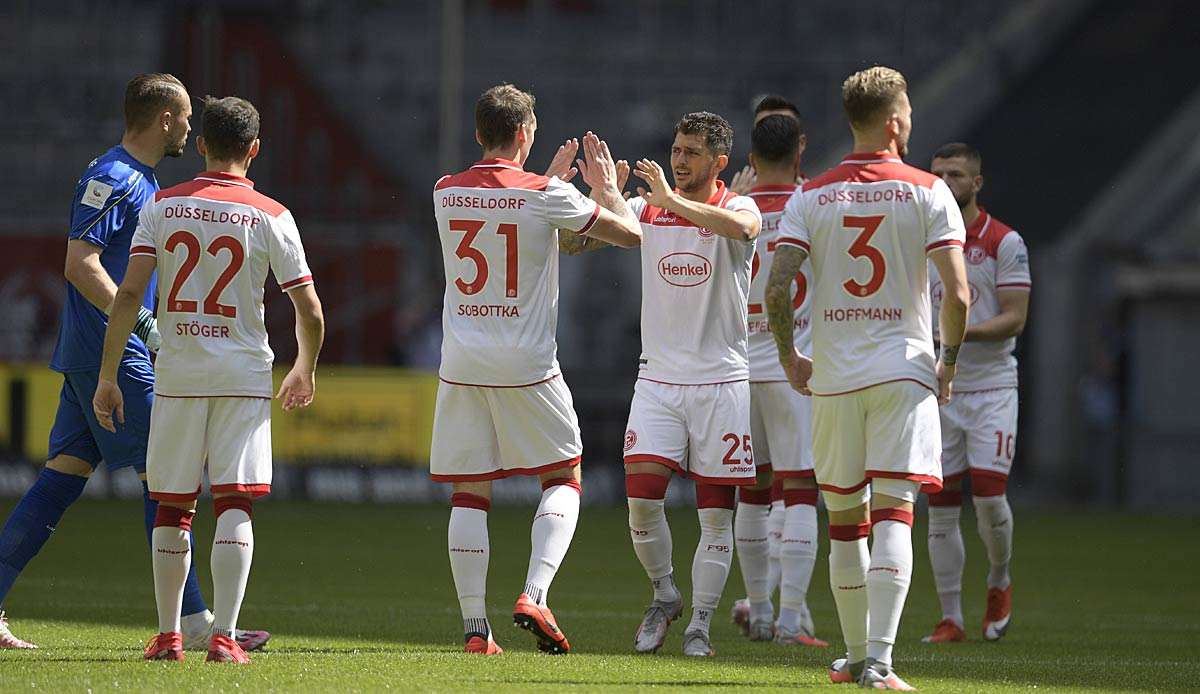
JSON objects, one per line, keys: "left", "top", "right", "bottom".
{"left": 448, "top": 489, "right": 496, "bottom": 652}
{"left": 685, "top": 484, "right": 736, "bottom": 654}
{"left": 733, "top": 484, "right": 773, "bottom": 639}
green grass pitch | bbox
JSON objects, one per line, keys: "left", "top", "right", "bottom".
{"left": 0, "top": 498, "right": 1195, "bottom": 692}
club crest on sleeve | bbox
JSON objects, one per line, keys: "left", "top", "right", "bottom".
{"left": 624, "top": 429, "right": 638, "bottom": 451}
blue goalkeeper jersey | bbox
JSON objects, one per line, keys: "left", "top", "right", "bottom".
{"left": 50, "top": 145, "right": 159, "bottom": 373}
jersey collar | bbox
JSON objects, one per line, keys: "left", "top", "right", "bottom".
{"left": 194, "top": 171, "right": 256, "bottom": 188}
{"left": 966, "top": 207, "right": 992, "bottom": 240}
{"left": 699, "top": 179, "right": 730, "bottom": 206}
{"left": 842, "top": 150, "right": 903, "bottom": 165}
{"left": 472, "top": 158, "right": 525, "bottom": 172}
{"left": 748, "top": 183, "right": 798, "bottom": 196}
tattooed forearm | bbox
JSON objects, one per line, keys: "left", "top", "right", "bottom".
{"left": 766, "top": 244, "right": 808, "bottom": 363}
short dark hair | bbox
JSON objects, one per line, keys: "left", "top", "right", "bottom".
{"left": 124, "top": 73, "right": 187, "bottom": 131}
{"left": 932, "top": 142, "right": 982, "bottom": 173}
{"left": 753, "top": 95, "right": 801, "bottom": 119}
{"left": 475, "top": 84, "right": 535, "bottom": 150}
{"left": 674, "top": 111, "right": 733, "bottom": 157}
{"left": 201, "top": 96, "right": 260, "bottom": 161}
{"left": 751, "top": 114, "right": 801, "bottom": 166}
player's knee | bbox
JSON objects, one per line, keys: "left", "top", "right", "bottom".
{"left": 46, "top": 455, "right": 92, "bottom": 478}
{"left": 738, "top": 485, "right": 771, "bottom": 505}
{"left": 214, "top": 495, "right": 253, "bottom": 519}
{"left": 941, "top": 473, "right": 964, "bottom": 493}
{"left": 782, "top": 486, "right": 818, "bottom": 507}
{"left": 450, "top": 491, "right": 491, "bottom": 512}
{"left": 750, "top": 464, "right": 773, "bottom": 490}
{"left": 870, "top": 479, "right": 920, "bottom": 511}
{"left": 540, "top": 464, "right": 582, "bottom": 495}
{"left": 625, "top": 471, "right": 669, "bottom": 501}
{"left": 451, "top": 481, "right": 492, "bottom": 502}
{"left": 970, "top": 470, "right": 1007, "bottom": 497}
{"left": 928, "top": 488, "right": 963, "bottom": 508}
{"left": 695, "top": 483, "right": 736, "bottom": 510}
{"left": 154, "top": 503, "right": 196, "bottom": 530}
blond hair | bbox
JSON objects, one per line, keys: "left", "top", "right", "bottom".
{"left": 841, "top": 66, "right": 908, "bottom": 129}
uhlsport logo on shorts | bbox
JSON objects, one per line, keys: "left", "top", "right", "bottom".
{"left": 658, "top": 252, "right": 711, "bottom": 287}
{"left": 623, "top": 429, "right": 638, "bottom": 451}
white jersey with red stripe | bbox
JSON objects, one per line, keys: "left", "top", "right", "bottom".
{"left": 931, "top": 209, "right": 1030, "bottom": 392}
{"left": 434, "top": 158, "right": 599, "bottom": 387}
{"left": 627, "top": 180, "right": 761, "bottom": 385}
{"left": 130, "top": 171, "right": 313, "bottom": 398}
{"left": 745, "top": 184, "right": 811, "bottom": 382}
{"left": 777, "top": 151, "right": 966, "bottom": 395}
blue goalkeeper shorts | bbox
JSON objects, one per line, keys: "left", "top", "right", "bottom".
{"left": 47, "top": 362, "right": 154, "bottom": 473}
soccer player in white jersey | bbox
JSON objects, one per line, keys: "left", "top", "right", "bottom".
{"left": 94, "top": 96, "right": 325, "bottom": 663}
{"left": 729, "top": 115, "right": 828, "bottom": 649}
{"left": 922, "top": 142, "right": 1029, "bottom": 645}
{"left": 619, "top": 112, "right": 762, "bottom": 658}
{"left": 430, "top": 84, "right": 641, "bottom": 656}
{"left": 730, "top": 96, "right": 809, "bottom": 196}
{"left": 769, "top": 67, "right": 970, "bottom": 690}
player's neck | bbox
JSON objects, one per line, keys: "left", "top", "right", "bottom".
{"left": 204, "top": 158, "right": 250, "bottom": 178}
{"left": 850, "top": 136, "right": 899, "bottom": 158}
{"left": 961, "top": 201, "right": 981, "bottom": 227}
{"left": 120, "top": 132, "right": 164, "bottom": 169}
{"left": 679, "top": 178, "right": 720, "bottom": 204}
{"left": 754, "top": 167, "right": 796, "bottom": 188}
{"left": 481, "top": 147, "right": 524, "bottom": 166}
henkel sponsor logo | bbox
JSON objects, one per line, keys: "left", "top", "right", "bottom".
{"left": 658, "top": 252, "right": 711, "bottom": 287}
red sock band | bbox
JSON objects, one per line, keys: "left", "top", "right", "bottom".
{"left": 928, "top": 490, "right": 963, "bottom": 507}
{"left": 154, "top": 505, "right": 194, "bottom": 532}
{"left": 870, "top": 508, "right": 915, "bottom": 526}
{"left": 783, "top": 488, "right": 818, "bottom": 507}
{"left": 769, "top": 479, "right": 783, "bottom": 503}
{"left": 542, "top": 478, "right": 582, "bottom": 495}
{"left": 971, "top": 470, "right": 1008, "bottom": 497}
{"left": 214, "top": 496, "right": 253, "bottom": 519}
{"left": 829, "top": 522, "right": 871, "bottom": 541}
{"left": 738, "top": 487, "right": 772, "bottom": 505}
{"left": 451, "top": 492, "right": 491, "bottom": 511}
{"left": 696, "top": 483, "right": 736, "bottom": 510}
{"left": 625, "top": 473, "right": 669, "bottom": 500}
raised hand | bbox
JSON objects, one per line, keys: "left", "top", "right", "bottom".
{"left": 616, "top": 159, "right": 632, "bottom": 199}
{"left": 576, "top": 131, "right": 619, "bottom": 192}
{"left": 632, "top": 158, "right": 674, "bottom": 207}
{"left": 545, "top": 138, "right": 579, "bottom": 183}
{"left": 730, "top": 164, "right": 757, "bottom": 195}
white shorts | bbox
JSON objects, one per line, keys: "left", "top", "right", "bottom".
{"left": 146, "top": 395, "right": 273, "bottom": 502}
{"left": 749, "top": 381, "right": 814, "bottom": 479}
{"left": 812, "top": 380, "right": 942, "bottom": 508}
{"left": 939, "top": 387, "right": 1018, "bottom": 482}
{"left": 429, "top": 376, "right": 582, "bottom": 482}
{"left": 623, "top": 379, "right": 755, "bottom": 485}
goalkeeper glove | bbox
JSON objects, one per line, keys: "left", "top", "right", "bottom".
{"left": 133, "top": 306, "right": 161, "bottom": 353}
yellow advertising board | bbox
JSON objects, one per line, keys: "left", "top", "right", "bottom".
{"left": 0, "top": 364, "right": 438, "bottom": 467}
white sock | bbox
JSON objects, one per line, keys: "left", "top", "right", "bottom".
{"left": 523, "top": 483, "right": 581, "bottom": 606}
{"left": 449, "top": 505, "right": 490, "bottom": 635}
{"left": 734, "top": 501, "right": 772, "bottom": 618}
{"left": 688, "top": 507, "right": 734, "bottom": 634}
{"left": 829, "top": 537, "right": 869, "bottom": 663}
{"left": 766, "top": 499, "right": 784, "bottom": 598}
{"left": 927, "top": 505, "right": 965, "bottom": 626}
{"left": 211, "top": 508, "right": 254, "bottom": 638}
{"left": 628, "top": 497, "right": 675, "bottom": 597}
{"left": 866, "top": 520, "right": 914, "bottom": 667}
{"left": 778, "top": 502, "right": 818, "bottom": 631}
{"left": 973, "top": 495, "right": 1013, "bottom": 589}
{"left": 152, "top": 524, "right": 192, "bottom": 635}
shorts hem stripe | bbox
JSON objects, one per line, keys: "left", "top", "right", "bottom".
{"left": 149, "top": 490, "right": 201, "bottom": 502}
{"left": 624, "top": 454, "right": 756, "bottom": 486}
{"left": 211, "top": 483, "right": 271, "bottom": 497}
{"left": 431, "top": 455, "right": 580, "bottom": 482}
{"left": 637, "top": 377, "right": 748, "bottom": 387}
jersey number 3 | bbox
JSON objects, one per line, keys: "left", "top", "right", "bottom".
{"left": 842, "top": 215, "right": 886, "bottom": 298}
{"left": 450, "top": 219, "right": 518, "bottom": 298}
{"left": 164, "top": 231, "right": 245, "bottom": 318}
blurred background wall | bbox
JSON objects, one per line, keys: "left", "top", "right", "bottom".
{"left": 1, "top": 0, "right": 1198, "bottom": 510}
